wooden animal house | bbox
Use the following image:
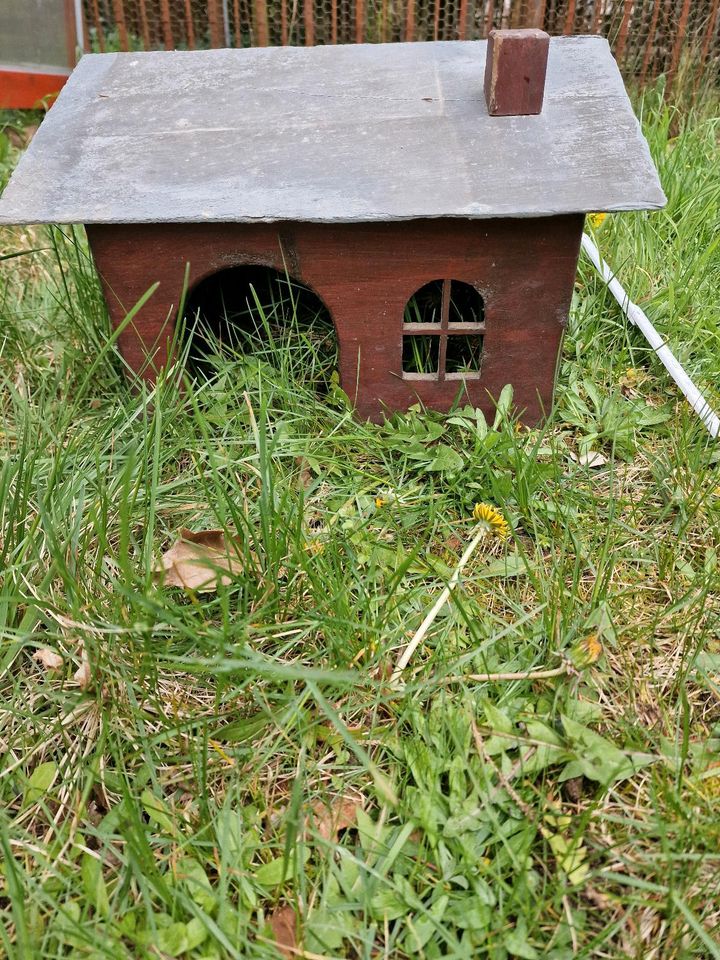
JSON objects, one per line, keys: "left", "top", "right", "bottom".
{"left": 0, "top": 31, "right": 665, "bottom": 422}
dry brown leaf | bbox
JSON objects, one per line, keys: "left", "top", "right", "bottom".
{"left": 33, "top": 648, "right": 64, "bottom": 671}
{"left": 310, "top": 794, "right": 363, "bottom": 841}
{"left": 578, "top": 450, "right": 608, "bottom": 468}
{"left": 155, "top": 528, "right": 242, "bottom": 593}
{"left": 269, "top": 905, "right": 297, "bottom": 959}
{"left": 74, "top": 652, "right": 92, "bottom": 690}
{"left": 583, "top": 886, "right": 612, "bottom": 911}
{"left": 568, "top": 450, "right": 608, "bottom": 468}
{"left": 295, "top": 456, "right": 313, "bottom": 490}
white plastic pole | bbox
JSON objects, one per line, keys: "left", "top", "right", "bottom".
{"left": 222, "top": 0, "right": 232, "bottom": 46}
{"left": 74, "top": 0, "right": 84, "bottom": 55}
{"left": 581, "top": 233, "right": 719, "bottom": 439}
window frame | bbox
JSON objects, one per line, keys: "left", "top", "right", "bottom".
{"left": 401, "top": 278, "right": 486, "bottom": 382}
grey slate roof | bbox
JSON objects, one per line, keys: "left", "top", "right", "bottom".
{"left": 0, "top": 38, "right": 666, "bottom": 225}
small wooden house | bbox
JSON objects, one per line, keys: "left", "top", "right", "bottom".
{"left": 0, "top": 32, "right": 665, "bottom": 422}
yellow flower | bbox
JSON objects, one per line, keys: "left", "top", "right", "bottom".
{"left": 375, "top": 496, "right": 387, "bottom": 509}
{"left": 570, "top": 634, "right": 603, "bottom": 668}
{"left": 587, "top": 212, "right": 608, "bottom": 229}
{"left": 583, "top": 635, "right": 603, "bottom": 663}
{"left": 472, "top": 502, "right": 509, "bottom": 540}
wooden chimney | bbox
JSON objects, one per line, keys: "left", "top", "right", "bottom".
{"left": 484, "top": 28, "right": 550, "bottom": 116}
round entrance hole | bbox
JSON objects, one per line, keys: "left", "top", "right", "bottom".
{"left": 182, "top": 265, "right": 338, "bottom": 391}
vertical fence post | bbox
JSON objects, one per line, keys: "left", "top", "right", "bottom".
{"left": 331, "top": 0, "right": 338, "bottom": 43}
{"left": 185, "top": 0, "right": 196, "bottom": 47}
{"left": 653, "top": 0, "right": 673, "bottom": 80}
{"left": 255, "top": 0, "right": 270, "bottom": 44}
{"left": 666, "top": 0, "right": 691, "bottom": 96}
{"left": 699, "top": 0, "right": 720, "bottom": 73}
{"left": 457, "top": 0, "right": 468, "bottom": 40}
{"left": 355, "top": 0, "right": 365, "bottom": 43}
{"left": 112, "top": 0, "right": 130, "bottom": 50}
{"left": 528, "top": 0, "right": 546, "bottom": 30}
{"left": 208, "top": 0, "right": 225, "bottom": 46}
{"left": 614, "top": 0, "right": 633, "bottom": 66}
{"left": 639, "top": 0, "right": 661, "bottom": 83}
{"left": 562, "top": 0, "right": 576, "bottom": 34}
{"left": 138, "top": 0, "right": 151, "bottom": 48}
{"left": 590, "top": 0, "right": 603, "bottom": 33}
{"left": 304, "top": 0, "right": 315, "bottom": 43}
{"left": 405, "top": 0, "right": 415, "bottom": 41}
{"left": 160, "top": 0, "right": 174, "bottom": 48}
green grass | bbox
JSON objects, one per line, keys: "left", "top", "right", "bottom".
{"left": 1, "top": 81, "right": 719, "bottom": 959}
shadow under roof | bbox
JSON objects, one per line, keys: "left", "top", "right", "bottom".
{"left": 0, "top": 38, "right": 666, "bottom": 225}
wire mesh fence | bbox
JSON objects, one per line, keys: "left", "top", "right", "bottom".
{"left": 80, "top": 0, "right": 719, "bottom": 90}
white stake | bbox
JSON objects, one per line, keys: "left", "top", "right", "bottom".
{"left": 580, "top": 233, "right": 719, "bottom": 440}
{"left": 73, "top": 0, "right": 84, "bottom": 55}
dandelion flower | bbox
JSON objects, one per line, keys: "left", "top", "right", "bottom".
{"left": 472, "top": 502, "right": 509, "bottom": 540}
{"left": 587, "top": 212, "right": 608, "bottom": 229}
{"left": 570, "top": 634, "right": 603, "bottom": 668}
{"left": 375, "top": 496, "right": 388, "bottom": 509}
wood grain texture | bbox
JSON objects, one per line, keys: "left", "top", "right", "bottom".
{"left": 86, "top": 215, "right": 583, "bottom": 424}
{"left": 484, "top": 29, "right": 549, "bottom": 116}
{"left": 138, "top": 0, "right": 151, "bottom": 49}
{"left": 405, "top": 0, "right": 415, "bottom": 42}
{"left": 304, "top": 0, "right": 315, "bottom": 45}
{"left": 160, "top": 0, "right": 174, "bottom": 49}
{"left": 255, "top": 0, "right": 269, "bottom": 45}
{"left": 207, "top": 0, "right": 224, "bottom": 48}
{"left": 112, "top": 0, "right": 129, "bottom": 51}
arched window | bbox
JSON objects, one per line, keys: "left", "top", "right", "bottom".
{"left": 402, "top": 279, "right": 485, "bottom": 380}
{"left": 182, "top": 265, "right": 337, "bottom": 390}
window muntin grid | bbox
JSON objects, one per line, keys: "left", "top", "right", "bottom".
{"left": 402, "top": 279, "right": 485, "bottom": 381}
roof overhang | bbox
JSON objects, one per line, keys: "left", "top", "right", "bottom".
{"left": 0, "top": 39, "right": 666, "bottom": 225}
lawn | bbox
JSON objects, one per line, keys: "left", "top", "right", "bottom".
{"left": 0, "top": 79, "right": 719, "bottom": 959}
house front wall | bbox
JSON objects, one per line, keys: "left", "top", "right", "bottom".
{"left": 86, "top": 215, "right": 583, "bottom": 423}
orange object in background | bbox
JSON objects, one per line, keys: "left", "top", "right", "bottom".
{"left": 1, "top": 0, "right": 78, "bottom": 110}
{"left": 0, "top": 69, "right": 70, "bottom": 109}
